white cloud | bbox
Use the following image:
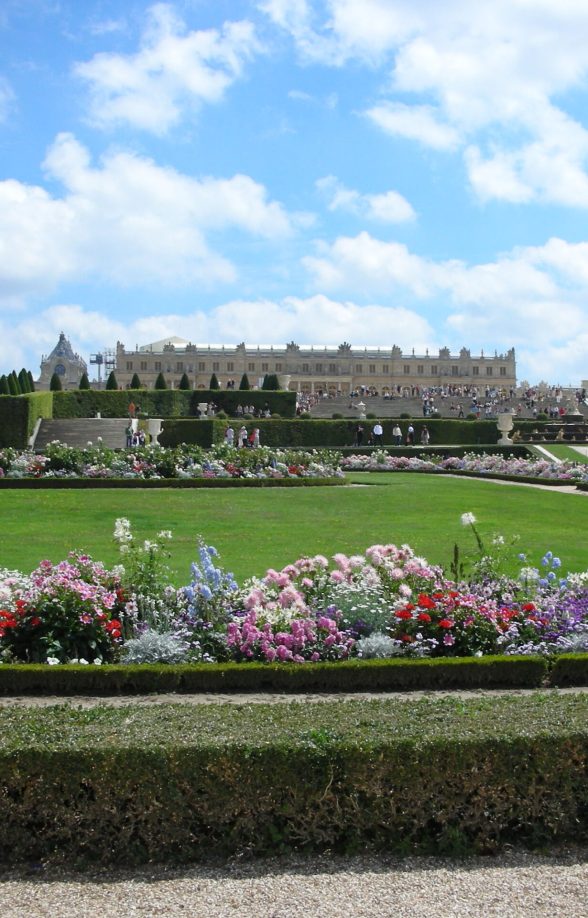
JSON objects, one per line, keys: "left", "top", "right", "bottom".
{"left": 316, "top": 175, "right": 415, "bottom": 222}
{"left": 0, "top": 133, "right": 294, "bottom": 303}
{"left": 302, "top": 231, "right": 588, "bottom": 349}
{"left": 365, "top": 103, "right": 459, "bottom": 151}
{"left": 264, "top": 0, "right": 588, "bottom": 206}
{"left": 75, "top": 3, "right": 261, "bottom": 134}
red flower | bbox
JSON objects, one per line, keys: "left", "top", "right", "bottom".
{"left": 29, "top": 616, "right": 42, "bottom": 628}
{"left": 400, "top": 634, "right": 414, "bottom": 643}
{"left": 438, "top": 618, "right": 454, "bottom": 629}
{"left": 522, "top": 602, "right": 536, "bottom": 612}
{"left": 417, "top": 612, "right": 432, "bottom": 623}
{"left": 417, "top": 594, "right": 436, "bottom": 609}
{"left": 395, "top": 609, "right": 413, "bottom": 620}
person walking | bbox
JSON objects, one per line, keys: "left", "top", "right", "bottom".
{"left": 392, "top": 423, "right": 402, "bottom": 446}
{"left": 373, "top": 421, "right": 384, "bottom": 446}
{"left": 355, "top": 424, "right": 364, "bottom": 447}
{"left": 224, "top": 425, "right": 235, "bottom": 447}
{"left": 237, "top": 425, "right": 248, "bottom": 448}
{"left": 420, "top": 425, "right": 430, "bottom": 446}
{"left": 406, "top": 424, "right": 415, "bottom": 446}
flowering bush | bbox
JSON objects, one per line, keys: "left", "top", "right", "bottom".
{"left": 0, "top": 554, "right": 126, "bottom": 663}
{"left": 340, "top": 451, "right": 588, "bottom": 482}
{"left": 1, "top": 516, "right": 588, "bottom": 664}
{"left": 0, "top": 444, "right": 343, "bottom": 481}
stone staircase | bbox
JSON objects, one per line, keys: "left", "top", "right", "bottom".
{"left": 33, "top": 418, "right": 131, "bottom": 450}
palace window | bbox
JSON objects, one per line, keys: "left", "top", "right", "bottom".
{"left": 486, "top": 367, "right": 493, "bottom": 376}
{"left": 248, "top": 363, "right": 255, "bottom": 372}
{"left": 126, "top": 361, "right": 133, "bottom": 371}
{"left": 198, "top": 362, "right": 206, "bottom": 372}
{"left": 176, "top": 362, "right": 183, "bottom": 372}
{"left": 417, "top": 365, "right": 424, "bottom": 375}
{"left": 315, "top": 363, "right": 323, "bottom": 373}
{"left": 500, "top": 366, "right": 507, "bottom": 376}
{"left": 262, "top": 363, "right": 269, "bottom": 372}
{"left": 472, "top": 366, "right": 479, "bottom": 376}
{"left": 382, "top": 364, "right": 389, "bottom": 373}
{"left": 140, "top": 361, "right": 147, "bottom": 371}
{"left": 154, "top": 361, "right": 161, "bottom": 371}
{"left": 369, "top": 364, "right": 376, "bottom": 373}
{"left": 404, "top": 365, "right": 410, "bottom": 375}
{"left": 227, "top": 362, "right": 234, "bottom": 372}
{"left": 329, "top": 363, "right": 337, "bottom": 373}
{"left": 431, "top": 365, "right": 437, "bottom": 375}
{"left": 355, "top": 364, "right": 363, "bottom": 373}
{"left": 275, "top": 363, "right": 282, "bottom": 372}
{"left": 302, "top": 363, "right": 309, "bottom": 373}
{"left": 452, "top": 366, "right": 459, "bottom": 376}
{"left": 212, "top": 362, "right": 220, "bottom": 371}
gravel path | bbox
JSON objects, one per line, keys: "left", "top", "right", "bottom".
{"left": 1, "top": 850, "right": 586, "bottom": 917}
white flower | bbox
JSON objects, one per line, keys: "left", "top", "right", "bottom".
{"left": 46, "top": 656, "right": 60, "bottom": 665}
{"left": 157, "top": 530, "right": 173, "bottom": 540}
{"left": 93, "top": 658, "right": 103, "bottom": 665}
{"left": 461, "top": 512, "right": 477, "bottom": 526}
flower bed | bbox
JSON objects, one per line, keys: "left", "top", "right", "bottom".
{"left": 1, "top": 515, "right": 587, "bottom": 666}
{"left": 0, "top": 443, "right": 344, "bottom": 482}
{"left": 340, "top": 450, "right": 588, "bottom": 483}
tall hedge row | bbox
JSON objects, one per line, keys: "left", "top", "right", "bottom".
{"left": 51, "top": 389, "right": 296, "bottom": 420}
{"left": 0, "top": 391, "right": 53, "bottom": 447}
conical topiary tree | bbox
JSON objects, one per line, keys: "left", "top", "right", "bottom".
{"left": 154, "top": 371, "right": 167, "bottom": 390}
{"left": 262, "top": 373, "right": 279, "bottom": 391}
{"left": 238, "top": 373, "right": 250, "bottom": 390}
{"left": 18, "top": 369, "right": 31, "bottom": 393}
{"left": 178, "top": 372, "right": 191, "bottom": 390}
{"left": 209, "top": 373, "right": 220, "bottom": 390}
{"left": 129, "top": 372, "right": 142, "bottom": 389}
{"left": 8, "top": 372, "right": 21, "bottom": 395}
{"left": 79, "top": 371, "right": 90, "bottom": 390}
{"left": 49, "top": 371, "right": 63, "bottom": 392}
{"left": 105, "top": 370, "right": 118, "bottom": 390}
{"left": 0, "top": 375, "right": 9, "bottom": 395}
{"left": 27, "top": 370, "right": 35, "bottom": 392}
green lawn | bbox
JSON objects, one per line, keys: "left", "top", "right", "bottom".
{"left": 1, "top": 474, "right": 587, "bottom": 583}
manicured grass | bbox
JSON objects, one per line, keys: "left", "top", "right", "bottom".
{"left": 2, "top": 473, "right": 588, "bottom": 582}
{"left": 533, "top": 443, "right": 588, "bottom": 463}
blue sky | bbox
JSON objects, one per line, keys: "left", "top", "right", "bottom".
{"left": 2, "top": 0, "right": 588, "bottom": 384}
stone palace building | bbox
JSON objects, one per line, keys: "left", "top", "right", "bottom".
{"left": 113, "top": 338, "right": 517, "bottom": 394}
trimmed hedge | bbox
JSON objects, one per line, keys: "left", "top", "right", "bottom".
{"left": 549, "top": 653, "right": 588, "bottom": 686}
{"left": 0, "top": 391, "right": 53, "bottom": 448}
{"left": 0, "top": 476, "right": 346, "bottom": 490}
{"left": 52, "top": 389, "right": 296, "bottom": 420}
{"left": 0, "top": 693, "right": 586, "bottom": 863}
{"left": 0, "top": 655, "right": 549, "bottom": 695}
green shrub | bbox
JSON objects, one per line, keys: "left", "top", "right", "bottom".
{"left": 209, "top": 373, "right": 220, "bottom": 390}
{"left": 105, "top": 371, "right": 118, "bottom": 391}
{"left": 0, "top": 693, "right": 586, "bottom": 864}
{"left": 154, "top": 372, "right": 168, "bottom": 390}
{"left": 78, "top": 372, "right": 90, "bottom": 390}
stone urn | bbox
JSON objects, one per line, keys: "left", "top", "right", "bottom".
{"left": 497, "top": 411, "right": 514, "bottom": 445}
{"left": 147, "top": 418, "right": 163, "bottom": 444}
{"left": 356, "top": 400, "right": 367, "bottom": 419}
{"left": 198, "top": 402, "right": 209, "bottom": 417}
{"left": 278, "top": 374, "right": 292, "bottom": 390}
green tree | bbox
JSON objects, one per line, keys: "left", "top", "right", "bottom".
{"left": 49, "top": 371, "right": 63, "bottom": 392}
{"left": 18, "top": 369, "right": 31, "bottom": 393}
{"left": 262, "top": 373, "right": 279, "bottom": 391}
{"left": 129, "top": 372, "right": 142, "bottom": 389}
{"left": 178, "top": 372, "right": 191, "bottom": 390}
{"left": 154, "top": 371, "right": 167, "bottom": 390}
{"left": 238, "top": 373, "right": 250, "bottom": 390}
{"left": 8, "top": 372, "right": 21, "bottom": 395}
{"left": 0, "top": 375, "right": 9, "bottom": 395}
{"left": 78, "top": 371, "right": 91, "bottom": 390}
{"left": 27, "top": 370, "right": 35, "bottom": 392}
{"left": 105, "top": 370, "right": 118, "bottom": 390}
{"left": 209, "top": 373, "right": 220, "bottom": 390}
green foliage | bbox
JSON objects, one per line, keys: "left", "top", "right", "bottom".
{"left": 0, "top": 391, "right": 54, "bottom": 447}
{"left": 262, "top": 373, "right": 280, "bottom": 390}
{"left": 27, "top": 370, "right": 35, "bottom": 392}
{"left": 49, "top": 372, "right": 63, "bottom": 392}
{"left": 154, "top": 372, "right": 168, "bottom": 390}
{"left": 129, "top": 373, "right": 142, "bottom": 389}
{"left": 239, "top": 373, "right": 250, "bottom": 390}
{"left": 209, "top": 373, "right": 220, "bottom": 390}
{"left": 8, "top": 373, "right": 20, "bottom": 395}
{"left": 0, "top": 692, "right": 586, "bottom": 864}
{"left": 105, "top": 370, "right": 118, "bottom": 391}
{"left": 18, "top": 369, "right": 31, "bottom": 393}
{"left": 178, "top": 372, "right": 191, "bottom": 390}
{"left": 78, "top": 371, "right": 90, "bottom": 390}
{"left": 0, "top": 375, "right": 9, "bottom": 395}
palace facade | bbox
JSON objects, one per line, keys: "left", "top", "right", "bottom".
{"left": 113, "top": 338, "right": 517, "bottom": 394}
